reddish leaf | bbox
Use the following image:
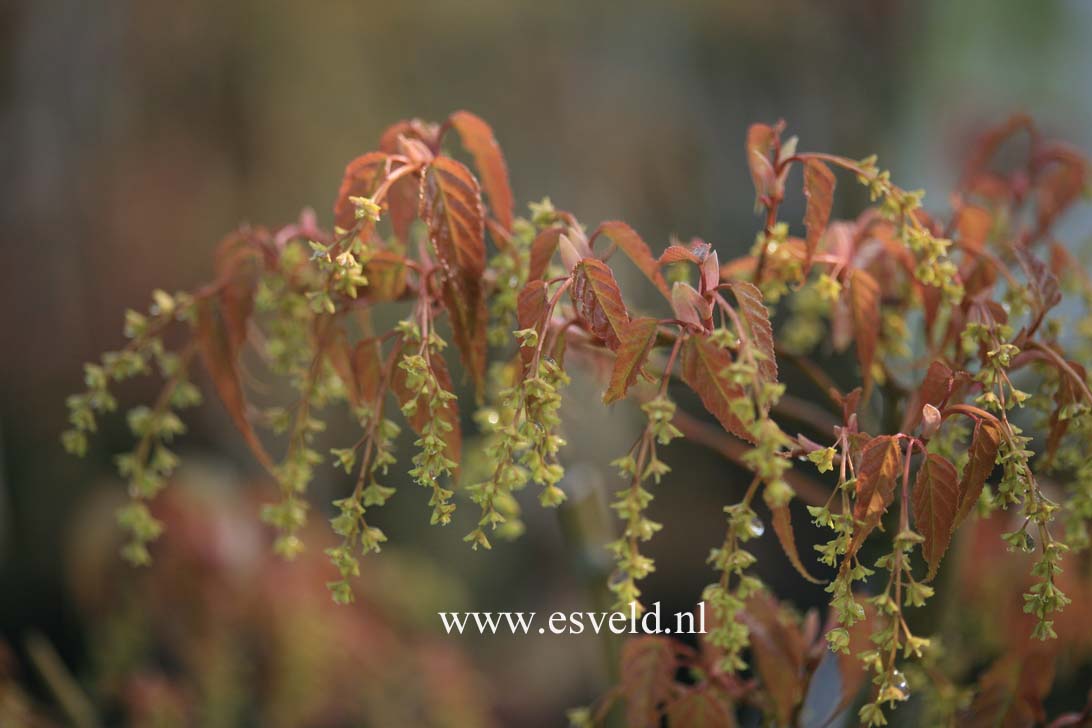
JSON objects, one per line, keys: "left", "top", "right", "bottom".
{"left": 912, "top": 453, "right": 959, "bottom": 580}
{"left": 447, "top": 110, "right": 514, "bottom": 231}
{"left": 680, "top": 335, "right": 752, "bottom": 442}
{"left": 954, "top": 419, "right": 1002, "bottom": 529}
{"left": 1036, "top": 146, "right": 1086, "bottom": 232}
{"left": 352, "top": 337, "right": 383, "bottom": 406}
{"left": 386, "top": 173, "right": 422, "bottom": 244}
{"left": 850, "top": 435, "right": 902, "bottom": 554}
{"left": 364, "top": 250, "right": 409, "bottom": 301}
{"left": 770, "top": 504, "right": 824, "bottom": 584}
{"left": 424, "top": 156, "right": 485, "bottom": 277}
{"left": 322, "top": 328, "right": 357, "bottom": 407}
{"left": 665, "top": 689, "right": 736, "bottom": 728}
{"left": 194, "top": 299, "right": 274, "bottom": 471}
{"left": 848, "top": 269, "right": 881, "bottom": 391}
{"left": 740, "top": 593, "right": 806, "bottom": 727}
{"left": 333, "top": 151, "right": 388, "bottom": 231}
{"left": 906, "top": 360, "right": 954, "bottom": 431}
{"left": 621, "top": 636, "right": 676, "bottom": 728}
{"left": 528, "top": 226, "right": 564, "bottom": 280}
{"left": 604, "top": 317, "right": 659, "bottom": 404}
{"left": 570, "top": 258, "right": 630, "bottom": 350}
{"left": 961, "top": 651, "right": 1056, "bottom": 728}
{"left": 659, "top": 244, "right": 702, "bottom": 266}
{"left": 516, "top": 280, "right": 548, "bottom": 368}
{"left": 957, "top": 205, "right": 993, "bottom": 252}
{"left": 671, "top": 282, "right": 710, "bottom": 329}
{"left": 725, "top": 280, "right": 777, "bottom": 384}
{"left": 803, "top": 159, "right": 835, "bottom": 271}
{"left": 594, "top": 221, "right": 671, "bottom": 300}
{"left": 1014, "top": 246, "right": 1061, "bottom": 317}
{"left": 422, "top": 156, "right": 487, "bottom": 392}
{"left": 516, "top": 279, "right": 548, "bottom": 331}
{"left": 746, "top": 123, "right": 778, "bottom": 202}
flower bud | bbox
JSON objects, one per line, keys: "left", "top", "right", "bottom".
{"left": 921, "top": 403, "right": 941, "bottom": 438}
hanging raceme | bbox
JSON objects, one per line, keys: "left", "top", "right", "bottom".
{"left": 63, "top": 112, "right": 1092, "bottom": 727}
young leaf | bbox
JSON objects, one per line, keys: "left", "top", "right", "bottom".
{"left": 593, "top": 221, "right": 671, "bottom": 300}
{"left": 528, "top": 226, "right": 563, "bottom": 280}
{"left": 725, "top": 280, "right": 777, "bottom": 384}
{"left": 746, "top": 123, "right": 778, "bottom": 203}
{"left": 570, "top": 258, "right": 630, "bottom": 350}
{"left": 665, "top": 689, "right": 736, "bottom": 728}
{"left": 659, "top": 244, "right": 703, "bottom": 266}
{"left": 423, "top": 156, "right": 487, "bottom": 392}
{"left": 517, "top": 279, "right": 548, "bottom": 331}
{"left": 802, "top": 158, "right": 835, "bottom": 272}
{"left": 194, "top": 299, "right": 274, "bottom": 471}
{"left": 769, "top": 503, "right": 824, "bottom": 584}
{"left": 604, "top": 317, "right": 659, "bottom": 404}
{"left": 680, "top": 335, "right": 752, "bottom": 442}
{"left": 516, "top": 280, "right": 548, "bottom": 367}
{"left": 850, "top": 435, "right": 901, "bottom": 554}
{"left": 333, "top": 151, "right": 387, "bottom": 230}
{"left": 352, "top": 337, "right": 384, "bottom": 405}
{"left": 447, "top": 110, "right": 514, "bottom": 231}
{"left": 621, "top": 636, "right": 676, "bottom": 728}
{"left": 953, "top": 419, "right": 1002, "bottom": 529}
{"left": 911, "top": 453, "right": 959, "bottom": 580}
{"left": 363, "top": 250, "right": 409, "bottom": 301}
{"left": 847, "top": 269, "right": 881, "bottom": 391}
{"left": 671, "top": 282, "right": 710, "bottom": 329}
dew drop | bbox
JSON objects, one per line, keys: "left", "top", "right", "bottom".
{"left": 747, "top": 517, "right": 765, "bottom": 538}
{"left": 1022, "top": 535, "right": 1036, "bottom": 553}
{"left": 890, "top": 670, "right": 910, "bottom": 699}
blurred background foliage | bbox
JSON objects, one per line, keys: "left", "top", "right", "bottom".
{"left": 2, "top": 0, "right": 1092, "bottom": 725}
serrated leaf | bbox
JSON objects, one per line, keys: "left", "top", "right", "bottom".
{"left": 849, "top": 435, "right": 901, "bottom": 555}
{"left": 333, "top": 151, "right": 388, "bottom": 231}
{"left": 570, "top": 258, "right": 630, "bottom": 349}
{"left": 769, "top": 503, "right": 824, "bottom": 584}
{"left": 665, "top": 690, "right": 736, "bottom": 728}
{"left": 195, "top": 299, "right": 274, "bottom": 471}
{"left": 912, "top": 453, "right": 959, "bottom": 580}
{"left": 659, "top": 244, "right": 702, "bottom": 266}
{"left": 803, "top": 159, "right": 835, "bottom": 272}
{"left": 528, "top": 226, "right": 563, "bottom": 280}
{"left": 953, "top": 419, "right": 1002, "bottom": 529}
{"left": 725, "top": 279, "right": 777, "bottom": 384}
{"left": 621, "top": 636, "right": 676, "bottom": 728}
{"left": 594, "top": 221, "right": 671, "bottom": 300}
{"left": 848, "top": 269, "right": 881, "bottom": 392}
{"left": 680, "top": 335, "right": 752, "bottom": 442}
{"left": 604, "top": 317, "right": 659, "bottom": 404}
{"left": 448, "top": 110, "right": 514, "bottom": 231}
{"left": 423, "top": 155, "right": 487, "bottom": 393}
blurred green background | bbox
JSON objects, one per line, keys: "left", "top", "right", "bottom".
{"left": 2, "top": 1, "right": 1092, "bottom": 725}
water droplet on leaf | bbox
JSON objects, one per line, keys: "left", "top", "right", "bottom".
{"left": 747, "top": 517, "right": 765, "bottom": 538}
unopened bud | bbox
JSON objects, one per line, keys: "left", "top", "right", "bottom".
{"left": 921, "top": 403, "right": 941, "bottom": 438}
